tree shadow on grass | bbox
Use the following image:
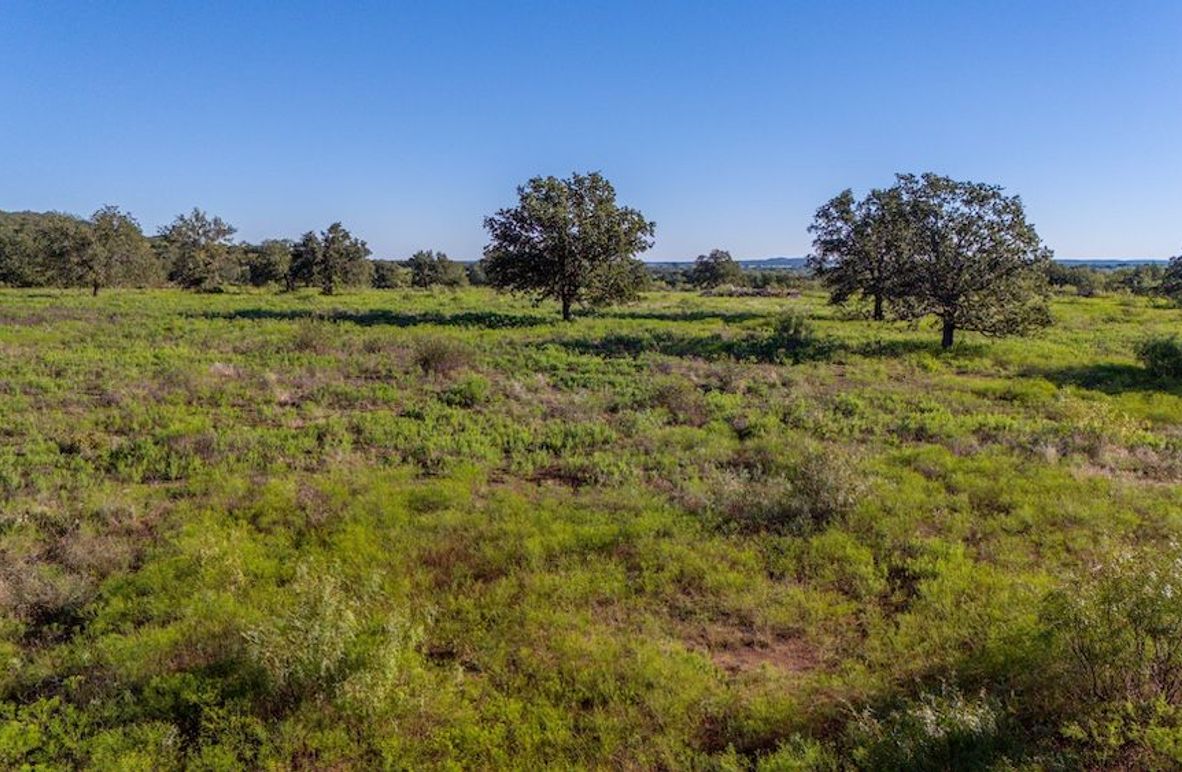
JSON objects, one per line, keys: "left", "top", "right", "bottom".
{"left": 547, "top": 330, "right": 982, "bottom": 365}
{"left": 547, "top": 330, "right": 837, "bottom": 364}
{"left": 588, "top": 308, "right": 769, "bottom": 324}
{"left": 849, "top": 337, "right": 993, "bottom": 359}
{"left": 1034, "top": 363, "right": 1182, "bottom": 396}
{"left": 195, "top": 308, "right": 555, "bottom": 329}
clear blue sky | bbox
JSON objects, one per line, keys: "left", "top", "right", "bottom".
{"left": 1, "top": 1, "right": 1179, "bottom": 260}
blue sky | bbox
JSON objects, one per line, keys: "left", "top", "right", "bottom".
{"left": 1, "top": 1, "right": 1179, "bottom": 260}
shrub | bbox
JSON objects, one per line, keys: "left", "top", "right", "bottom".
{"left": 648, "top": 376, "right": 710, "bottom": 426}
{"left": 717, "top": 445, "right": 863, "bottom": 534}
{"left": 756, "top": 735, "right": 837, "bottom": 770}
{"left": 412, "top": 336, "right": 472, "bottom": 377}
{"left": 845, "top": 685, "right": 1008, "bottom": 771}
{"left": 1042, "top": 545, "right": 1182, "bottom": 708}
{"left": 765, "top": 312, "right": 831, "bottom": 363}
{"left": 441, "top": 374, "right": 490, "bottom": 408}
{"left": 291, "top": 319, "right": 335, "bottom": 353}
{"left": 244, "top": 564, "right": 360, "bottom": 703}
{"left": 372, "top": 260, "right": 411, "bottom": 288}
{"left": 1136, "top": 335, "right": 1182, "bottom": 378}
{"left": 1038, "top": 544, "right": 1182, "bottom": 766}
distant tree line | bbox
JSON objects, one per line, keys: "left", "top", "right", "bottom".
{"left": 1045, "top": 260, "right": 1182, "bottom": 301}
{"left": 0, "top": 208, "right": 164, "bottom": 294}
{"left": 3, "top": 173, "right": 1178, "bottom": 334}
{"left": 646, "top": 250, "right": 805, "bottom": 293}
{"left": 0, "top": 208, "right": 484, "bottom": 295}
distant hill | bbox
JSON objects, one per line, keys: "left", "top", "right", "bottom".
{"left": 737, "top": 256, "right": 810, "bottom": 270}
{"left": 646, "top": 256, "right": 809, "bottom": 272}
{"left": 1056, "top": 258, "right": 1166, "bottom": 269}
{"left": 646, "top": 256, "right": 1169, "bottom": 272}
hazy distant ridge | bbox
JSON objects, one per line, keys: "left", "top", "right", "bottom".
{"left": 646, "top": 256, "right": 1168, "bottom": 271}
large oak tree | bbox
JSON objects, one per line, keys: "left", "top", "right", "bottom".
{"left": 483, "top": 171, "right": 655, "bottom": 320}
{"left": 893, "top": 173, "right": 1052, "bottom": 348}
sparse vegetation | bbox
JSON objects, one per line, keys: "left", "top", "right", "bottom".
{"left": 0, "top": 284, "right": 1179, "bottom": 768}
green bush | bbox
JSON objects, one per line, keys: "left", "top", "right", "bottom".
{"left": 291, "top": 319, "right": 336, "bottom": 353}
{"left": 845, "top": 686, "right": 1009, "bottom": 771}
{"left": 717, "top": 445, "right": 864, "bottom": 534}
{"left": 648, "top": 376, "right": 710, "bottom": 426}
{"left": 412, "top": 336, "right": 472, "bottom": 377}
{"left": 441, "top": 374, "right": 490, "bottom": 408}
{"left": 1043, "top": 543, "right": 1182, "bottom": 700}
{"left": 765, "top": 312, "right": 832, "bottom": 363}
{"left": 1037, "top": 544, "right": 1182, "bottom": 765}
{"left": 1136, "top": 335, "right": 1182, "bottom": 378}
{"left": 244, "top": 564, "right": 360, "bottom": 703}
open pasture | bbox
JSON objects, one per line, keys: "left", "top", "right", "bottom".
{"left": 2, "top": 287, "right": 1181, "bottom": 768}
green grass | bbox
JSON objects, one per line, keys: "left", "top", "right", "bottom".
{"left": 2, "top": 287, "right": 1181, "bottom": 768}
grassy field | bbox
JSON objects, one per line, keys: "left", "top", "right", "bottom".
{"left": 2, "top": 287, "right": 1181, "bottom": 769}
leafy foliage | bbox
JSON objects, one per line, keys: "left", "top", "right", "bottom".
{"left": 159, "top": 208, "right": 237, "bottom": 290}
{"left": 688, "top": 248, "right": 743, "bottom": 289}
{"left": 408, "top": 249, "right": 467, "bottom": 288}
{"left": 79, "top": 206, "right": 159, "bottom": 294}
{"left": 315, "top": 222, "right": 372, "bottom": 295}
{"left": 1163, "top": 253, "right": 1182, "bottom": 305}
{"left": 809, "top": 174, "right": 1054, "bottom": 347}
{"left": 242, "top": 239, "right": 292, "bottom": 287}
{"left": 288, "top": 230, "right": 320, "bottom": 290}
{"left": 892, "top": 173, "right": 1053, "bottom": 348}
{"left": 1137, "top": 335, "right": 1182, "bottom": 378}
{"left": 1042, "top": 544, "right": 1182, "bottom": 765}
{"left": 483, "top": 171, "right": 655, "bottom": 320}
{"left": 808, "top": 186, "right": 909, "bottom": 320}
{"left": 372, "top": 259, "right": 411, "bottom": 288}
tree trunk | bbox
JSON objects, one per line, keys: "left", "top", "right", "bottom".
{"left": 941, "top": 318, "right": 955, "bottom": 349}
{"left": 561, "top": 296, "right": 572, "bottom": 322}
{"left": 872, "top": 293, "right": 884, "bottom": 321}
{"left": 92, "top": 283, "right": 99, "bottom": 297}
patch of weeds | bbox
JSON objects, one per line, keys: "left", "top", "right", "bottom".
{"left": 441, "top": 374, "right": 490, "bottom": 408}
{"left": 413, "top": 336, "right": 473, "bottom": 377}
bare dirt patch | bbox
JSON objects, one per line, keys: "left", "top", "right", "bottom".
{"left": 685, "top": 623, "right": 821, "bottom": 675}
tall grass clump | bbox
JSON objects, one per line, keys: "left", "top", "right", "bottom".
{"left": 717, "top": 443, "right": 864, "bottom": 534}
{"left": 412, "top": 336, "right": 473, "bottom": 377}
{"left": 245, "top": 564, "right": 361, "bottom": 703}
